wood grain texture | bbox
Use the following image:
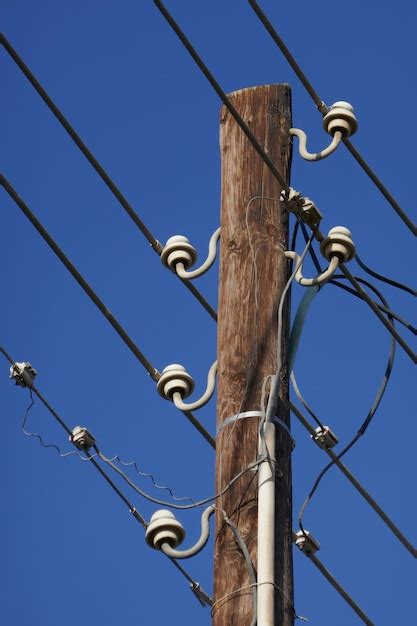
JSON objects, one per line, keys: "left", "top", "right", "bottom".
{"left": 213, "top": 84, "right": 294, "bottom": 626}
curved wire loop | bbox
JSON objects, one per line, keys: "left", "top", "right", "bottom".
{"left": 176, "top": 227, "right": 221, "bottom": 279}
{"left": 290, "top": 128, "right": 343, "bottom": 161}
{"left": 172, "top": 360, "right": 218, "bottom": 411}
{"left": 160, "top": 506, "right": 215, "bottom": 559}
{"left": 285, "top": 250, "right": 339, "bottom": 286}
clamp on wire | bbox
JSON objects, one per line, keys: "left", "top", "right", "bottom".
{"left": 290, "top": 101, "right": 358, "bottom": 161}
{"left": 9, "top": 362, "right": 37, "bottom": 387}
{"left": 157, "top": 360, "right": 217, "bottom": 411}
{"left": 161, "top": 227, "right": 221, "bottom": 279}
{"left": 145, "top": 506, "right": 215, "bottom": 559}
{"left": 285, "top": 226, "right": 355, "bottom": 286}
{"left": 280, "top": 187, "right": 323, "bottom": 228}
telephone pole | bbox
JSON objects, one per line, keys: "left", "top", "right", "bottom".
{"left": 213, "top": 84, "right": 293, "bottom": 626}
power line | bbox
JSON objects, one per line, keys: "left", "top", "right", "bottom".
{"left": 0, "top": 33, "right": 216, "bottom": 322}
{"left": 247, "top": 0, "right": 417, "bottom": 236}
{"left": 293, "top": 534, "right": 374, "bottom": 626}
{"left": 0, "top": 177, "right": 215, "bottom": 447}
{"left": 297, "top": 280, "right": 396, "bottom": 537}
{"left": 152, "top": 1, "right": 417, "bottom": 365}
{"left": 355, "top": 254, "right": 416, "bottom": 297}
{"left": 3, "top": 350, "right": 214, "bottom": 605}
{"left": 290, "top": 402, "right": 416, "bottom": 557}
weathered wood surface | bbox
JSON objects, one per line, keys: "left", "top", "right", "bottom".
{"left": 213, "top": 84, "right": 294, "bottom": 626}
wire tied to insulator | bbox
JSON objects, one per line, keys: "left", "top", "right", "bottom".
{"left": 161, "top": 227, "right": 221, "bottom": 279}
{"left": 145, "top": 506, "right": 215, "bottom": 559}
{"left": 280, "top": 187, "right": 323, "bottom": 228}
{"left": 291, "top": 101, "right": 358, "bottom": 161}
{"left": 157, "top": 360, "right": 217, "bottom": 411}
{"left": 285, "top": 226, "right": 356, "bottom": 286}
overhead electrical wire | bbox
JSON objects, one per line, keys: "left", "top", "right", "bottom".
{"left": 290, "top": 401, "right": 416, "bottom": 557}
{"left": 296, "top": 284, "right": 397, "bottom": 539}
{"left": 152, "top": 0, "right": 417, "bottom": 365}
{"left": 0, "top": 177, "right": 215, "bottom": 447}
{"left": 247, "top": 0, "right": 417, "bottom": 236}
{"left": 2, "top": 347, "right": 213, "bottom": 601}
{"left": 0, "top": 33, "right": 216, "bottom": 322}
{"left": 1, "top": 349, "right": 147, "bottom": 525}
{"left": 354, "top": 253, "right": 416, "bottom": 297}
{"left": 293, "top": 533, "right": 374, "bottom": 626}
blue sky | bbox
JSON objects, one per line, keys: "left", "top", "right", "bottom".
{"left": 1, "top": 1, "right": 416, "bottom": 625}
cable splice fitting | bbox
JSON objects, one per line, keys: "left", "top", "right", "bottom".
{"left": 156, "top": 364, "right": 195, "bottom": 400}
{"left": 320, "top": 226, "right": 356, "bottom": 263}
{"left": 70, "top": 426, "right": 96, "bottom": 451}
{"left": 280, "top": 187, "right": 323, "bottom": 227}
{"left": 161, "top": 235, "right": 197, "bottom": 272}
{"left": 10, "top": 362, "right": 37, "bottom": 387}
{"left": 323, "top": 101, "right": 358, "bottom": 137}
{"left": 294, "top": 530, "right": 321, "bottom": 556}
{"left": 145, "top": 509, "right": 185, "bottom": 550}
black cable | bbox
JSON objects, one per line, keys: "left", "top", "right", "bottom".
{"left": 247, "top": 0, "right": 417, "bottom": 236}
{"left": 298, "top": 280, "right": 396, "bottom": 536}
{"left": 153, "top": 1, "right": 417, "bottom": 363}
{"left": 153, "top": 0, "right": 289, "bottom": 192}
{"left": 248, "top": 0, "right": 327, "bottom": 113}
{"left": 0, "top": 34, "right": 216, "bottom": 322}
{"left": 355, "top": 253, "right": 416, "bottom": 297}
{"left": 1, "top": 175, "right": 159, "bottom": 379}
{"left": 0, "top": 177, "right": 216, "bottom": 446}
{"left": 331, "top": 276, "right": 417, "bottom": 336}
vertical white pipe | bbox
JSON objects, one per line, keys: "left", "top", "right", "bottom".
{"left": 257, "top": 420, "right": 276, "bottom": 625}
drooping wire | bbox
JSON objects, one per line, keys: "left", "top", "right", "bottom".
{"left": 223, "top": 515, "right": 257, "bottom": 626}
{"left": 0, "top": 176, "right": 215, "bottom": 446}
{"left": 0, "top": 34, "right": 216, "bottom": 321}
{"left": 291, "top": 372, "right": 324, "bottom": 430}
{"left": 95, "top": 445, "right": 266, "bottom": 511}
{"left": 17, "top": 386, "right": 198, "bottom": 505}
{"left": 330, "top": 279, "right": 416, "bottom": 335}
{"left": 2, "top": 348, "right": 214, "bottom": 599}
{"left": 297, "top": 280, "right": 396, "bottom": 536}
{"left": 355, "top": 253, "right": 416, "bottom": 297}
{"left": 247, "top": 0, "right": 417, "bottom": 236}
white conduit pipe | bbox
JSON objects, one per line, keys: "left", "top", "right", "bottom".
{"left": 257, "top": 420, "right": 276, "bottom": 626}
{"left": 290, "top": 128, "right": 343, "bottom": 161}
{"left": 285, "top": 250, "right": 340, "bottom": 286}
{"left": 172, "top": 360, "right": 217, "bottom": 411}
{"left": 175, "top": 227, "right": 221, "bottom": 279}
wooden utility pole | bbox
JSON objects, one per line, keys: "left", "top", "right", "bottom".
{"left": 213, "top": 84, "right": 293, "bottom": 626}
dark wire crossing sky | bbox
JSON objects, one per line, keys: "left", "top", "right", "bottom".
{"left": 1, "top": 2, "right": 416, "bottom": 626}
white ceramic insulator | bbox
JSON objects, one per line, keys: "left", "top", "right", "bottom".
{"left": 323, "top": 101, "right": 358, "bottom": 137}
{"left": 161, "top": 235, "right": 197, "bottom": 272}
{"left": 156, "top": 364, "right": 195, "bottom": 400}
{"left": 145, "top": 510, "right": 185, "bottom": 550}
{"left": 158, "top": 506, "right": 215, "bottom": 560}
{"left": 320, "top": 226, "right": 356, "bottom": 262}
